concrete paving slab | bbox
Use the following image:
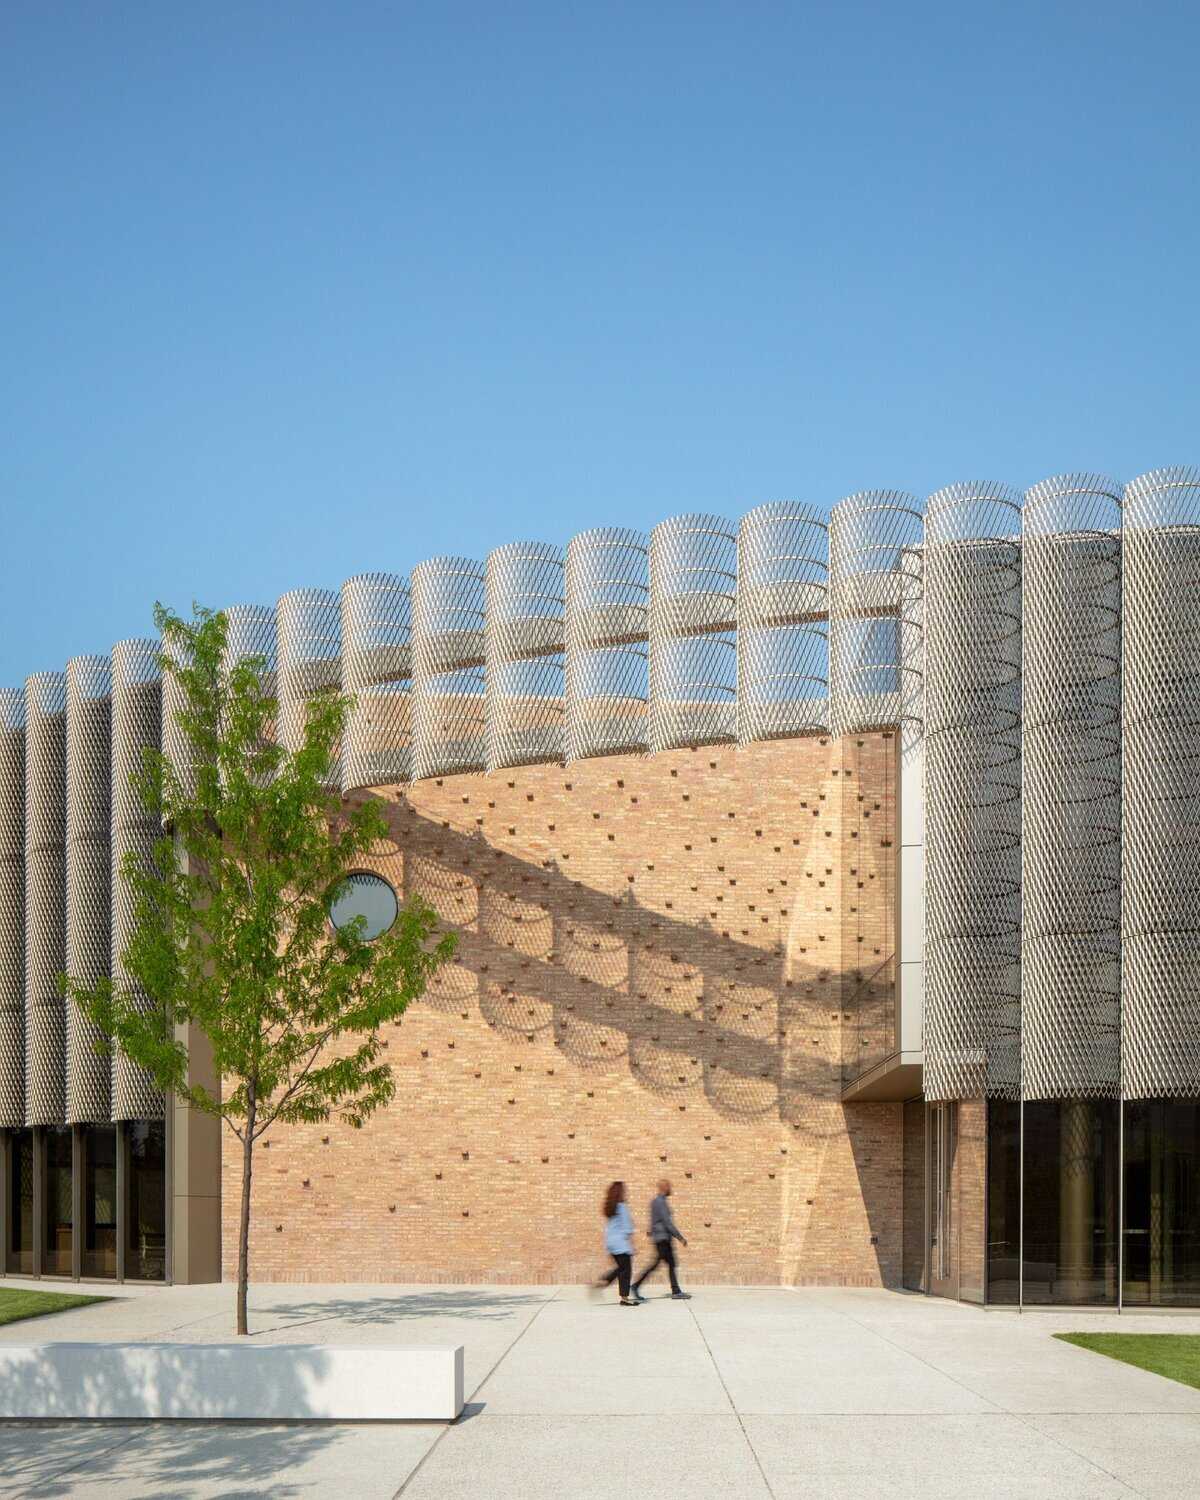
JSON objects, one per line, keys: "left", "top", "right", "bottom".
{"left": 1024, "top": 1413, "right": 1200, "bottom": 1497}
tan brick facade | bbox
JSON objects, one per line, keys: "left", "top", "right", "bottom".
{"left": 221, "top": 733, "right": 904, "bottom": 1286}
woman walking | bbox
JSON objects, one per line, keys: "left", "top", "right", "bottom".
{"left": 594, "top": 1181, "right": 640, "bottom": 1306}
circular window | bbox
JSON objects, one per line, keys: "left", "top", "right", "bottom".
{"left": 329, "top": 871, "right": 398, "bottom": 941}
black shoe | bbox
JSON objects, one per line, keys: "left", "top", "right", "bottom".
{"left": 619, "top": 1297, "right": 641, "bottom": 1306}
{"left": 671, "top": 1291, "right": 692, "bottom": 1299}
{"left": 632, "top": 1290, "right": 647, "bottom": 1302}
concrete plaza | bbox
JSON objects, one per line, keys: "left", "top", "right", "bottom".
{"left": 2, "top": 1282, "right": 1200, "bottom": 1498}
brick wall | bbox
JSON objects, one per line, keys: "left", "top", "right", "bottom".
{"left": 222, "top": 732, "right": 902, "bottom": 1285}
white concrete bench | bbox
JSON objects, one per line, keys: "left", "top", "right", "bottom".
{"left": 0, "top": 1342, "right": 464, "bottom": 1421}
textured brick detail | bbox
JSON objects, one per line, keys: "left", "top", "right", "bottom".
{"left": 222, "top": 734, "right": 901, "bottom": 1286}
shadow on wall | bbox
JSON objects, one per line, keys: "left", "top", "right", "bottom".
{"left": 0, "top": 1345, "right": 336, "bottom": 1499}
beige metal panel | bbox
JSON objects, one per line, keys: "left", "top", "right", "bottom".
{"left": 65, "top": 654, "right": 112, "bottom": 1124}
{"left": 24, "top": 671, "right": 67, "bottom": 1126}
{"left": 111, "top": 639, "right": 165, "bottom": 1121}
{"left": 0, "top": 690, "right": 25, "bottom": 1128}
{"left": 1122, "top": 466, "right": 1200, "bottom": 1098}
{"left": 1021, "top": 475, "right": 1122, "bottom": 1100}
{"left": 649, "top": 513, "right": 737, "bottom": 753}
{"left": 485, "top": 542, "right": 565, "bottom": 772}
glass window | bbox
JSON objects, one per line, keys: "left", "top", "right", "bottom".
{"left": 82, "top": 1125, "right": 117, "bottom": 1279}
{"left": 43, "top": 1126, "right": 74, "bottom": 1276}
{"left": 1023, "top": 1100, "right": 1118, "bottom": 1306}
{"left": 902, "top": 1098, "right": 926, "bottom": 1291}
{"left": 6, "top": 1130, "right": 33, "bottom": 1275}
{"left": 329, "top": 871, "right": 397, "bottom": 941}
{"left": 986, "top": 1099, "right": 1020, "bottom": 1304}
{"left": 1123, "top": 1100, "right": 1200, "bottom": 1306}
{"left": 127, "top": 1120, "right": 166, "bottom": 1281}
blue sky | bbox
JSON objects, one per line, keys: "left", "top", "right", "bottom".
{"left": 1, "top": 2, "right": 1197, "bottom": 683}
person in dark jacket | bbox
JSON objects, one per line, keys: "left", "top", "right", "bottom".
{"left": 632, "top": 1179, "right": 691, "bottom": 1300}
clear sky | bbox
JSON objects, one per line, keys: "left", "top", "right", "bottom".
{"left": 1, "top": 2, "right": 1197, "bottom": 683}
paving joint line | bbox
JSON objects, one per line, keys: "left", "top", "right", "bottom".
{"left": 390, "top": 1284, "right": 560, "bottom": 1499}
{"left": 16, "top": 1427, "right": 144, "bottom": 1499}
{"left": 686, "top": 1299, "right": 777, "bottom": 1500}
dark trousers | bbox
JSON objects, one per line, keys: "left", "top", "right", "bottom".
{"left": 602, "top": 1252, "right": 633, "bottom": 1298}
{"left": 633, "top": 1237, "right": 681, "bottom": 1294}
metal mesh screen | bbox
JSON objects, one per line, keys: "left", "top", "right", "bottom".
{"left": 485, "top": 542, "right": 565, "bottom": 771}
{"left": 923, "top": 482, "right": 1023, "bottom": 1101}
{"left": 829, "top": 491, "right": 923, "bottom": 737}
{"left": 65, "top": 654, "right": 112, "bottom": 1124}
{"left": 411, "top": 557, "right": 486, "bottom": 780}
{"left": 649, "top": 513, "right": 737, "bottom": 753}
{"left": 564, "top": 527, "right": 649, "bottom": 762}
{"left": 340, "top": 573, "right": 412, "bottom": 791}
{"left": 277, "top": 588, "right": 342, "bottom": 789}
{"left": 24, "top": 671, "right": 67, "bottom": 1126}
{"left": 111, "top": 638, "right": 164, "bottom": 1121}
{"left": 1122, "top": 466, "right": 1200, "bottom": 1097}
{"left": 1021, "top": 474, "right": 1122, "bottom": 1100}
{"left": 737, "top": 502, "right": 829, "bottom": 744}
{"left": 0, "top": 691, "right": 25, "bottom": 1129}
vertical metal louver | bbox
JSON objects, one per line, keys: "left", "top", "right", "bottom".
{"left": 339, "top": 574, "right": 412, "bottom": 792}
{"left": 1122, "top": 466, "right": 1200, "bottom": 1097}
{"left": 111, "top": 639, "right": 164, "bottom": 1121}
{"left": 649, "top": 514, "right": 737, "bottom": 753}
{"left": 0, "top": 691, "right": 25, "bottom": 1128}
{"left": 65, "top": 655, "right": 112, "bottom": 1124}
{"left": 24, "top": 671, "right": 67, "bottom": 1126}
{"left": 485, "top": 542, "right": 566, "bottom": 772}
{"left": 277, "top": 589, "right": 342, "bottom": 789}
{"left": 411, "top": 557, "right": 486, "bottom": 780}
{"left": 829, "top": 491, "right": 924, "bottom": 737}
{"left": 1021, "top": 475, "right": 1122, "bottom": 1100}
{"left": 736, "top": 503, "right": 829, "bottom": 744}
{"left": 564, "top": 527, "right": 649, "bottom": 762}
{"left": 923, "top": 483, "right": 1023, "bottom": 1101}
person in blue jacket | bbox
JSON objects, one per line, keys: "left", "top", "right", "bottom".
{"left": 593, "top": 1180, "right": 640, "bottom": 1306}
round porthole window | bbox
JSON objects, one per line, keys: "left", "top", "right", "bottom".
{"left": 329, "top": 871, "right": 398, "bottom": 941}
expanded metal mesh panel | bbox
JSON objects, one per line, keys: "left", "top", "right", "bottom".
{"left": 160, "top": 629, "right": 195, "bottom": 800}
{"left": 485, "top": 542, "right": 566, "bottom": 772}
{"left": 737, "top": 503, "right": 829, "bottom": 744}
{"left": 564, "top": 528, "right": 649, "bottom": 762}
{"left": 340, "top": 574, "right": 411, "bottom": 791}
{"left": 0, "top": 691, "right": 25, "bottom": 1128}
{"left": 829, "top": 491, "right": 923, "bottom": 737}
{"left": 1021, "top": 475, "right": 1122, "bottom": 1100}
{"left": 24, "top": 672, "right": 67, "bottom": 1126}
{"left": 66, "top": 655, "right": 112, "bottom": 1124}
{"left": 111, "top": 639, "right": 164, "bottom": 1121}
{"left": 277, "top": 589, "right": 342, "bottom": 789}
{"left": 221, "top": 604, "right": 276, "bottom": 687}
{"left": 923, "top": 482, "right": 1023, "bottom": 1101}
{"left": 411, "top": 557, "right": 486, "bottom": 780}
{"left": 1122, "top": 466, "right": 1200, "bottom": 1098}
{"left": 649, "top": 514, "right": 737, "bottom": 753}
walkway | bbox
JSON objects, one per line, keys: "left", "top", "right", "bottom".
{"left": 2, "top": 1282, "right": 1200, "bottom": 1497}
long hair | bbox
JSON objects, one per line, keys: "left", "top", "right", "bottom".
{"left": 602, "top": 1181, "right": 624, "bottom": 1219}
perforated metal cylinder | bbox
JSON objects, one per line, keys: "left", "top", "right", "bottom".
{"left": 340, "top": 574, "right": 411, "bottom": 791}
{"left": 564, "top": 527, "right": 649, "bottom": 762}
{"left": 829, "top": 491, "right": 923, "bottom": 737}
{"left": 411, "top": 557, "right": 486, "bottom": 780}
{"left": 1021, "top": 475, "right": 1122, "bottom": 1100}
{"left": 277, "top": 589, "right": 342, "bottom": 789}
{"left": 649, "top": 514, "right": 737, "bottom": 753}
{"left": 221, "top": 604, "right": 276, "bottom": 686}
{"left": 923, "top": 482, "right": 1023, "bottom": 1101}
{"left": 485, "top": 542, "right": 565, "bottom": 772}
{"left": 737, "top": 503, "right": 829, "bottom": 743}
{"left": 0, "top": 691, "right": 25, "bottom": 1129}
{"left": 1122, "top": 466, "right": 1200, "bottom": 1098}
{"left": 111, "top": 639, "right": 164, "bottom": 1121}
{"left": 66, "top": 655, "right": 112, "bottom": 1124}
{"left": 24, "top": 671, "right": 67, "bottom": 1126}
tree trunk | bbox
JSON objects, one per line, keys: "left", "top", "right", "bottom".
{"left": 236, "top": 1087, "right": 257, "bottom": 1336}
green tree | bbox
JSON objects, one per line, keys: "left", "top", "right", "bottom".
{"left": 63, "top": 604, "right": 455, "bottom": 1335}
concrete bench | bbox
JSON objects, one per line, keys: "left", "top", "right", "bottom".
{"left": 0, "top": 1342, "right": 464, "bottom": 1421}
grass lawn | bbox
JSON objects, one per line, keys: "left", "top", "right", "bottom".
{"left": 1056, "top": 1332, "right": 1200, "bottom": 1391}
{"left": 0, "top": 1287, "right": 110, "bottom": 1328}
